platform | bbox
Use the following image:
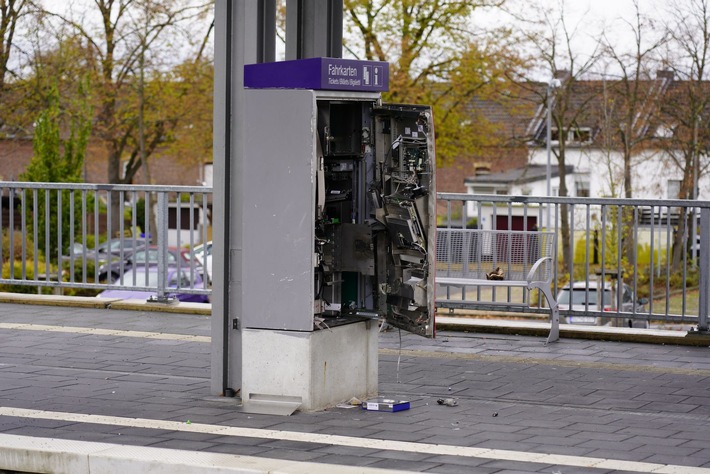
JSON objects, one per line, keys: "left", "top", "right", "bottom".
{"left": 1, "top": 299, "right": 710, "bottom": 473}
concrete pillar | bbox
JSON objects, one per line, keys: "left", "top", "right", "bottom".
{"left": 211, "top": 0, "right": 344, "bottom": 399}
{"left": 211, "top": 0, "right": 262, "bottom": 397}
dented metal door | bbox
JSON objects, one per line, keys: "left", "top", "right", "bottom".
{"left": 373, "top": 104, "right": 436, "bottom": 337}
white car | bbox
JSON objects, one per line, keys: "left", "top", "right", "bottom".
{"left": 557, "top": 280, "right": 649, "bottom": 328}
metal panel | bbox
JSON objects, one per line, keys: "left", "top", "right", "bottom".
{"left": 338, "top": 223, "right": 375, "bottom": 275}
{"left": 374, "top": 104, "right": 437, "bottom": 337}
{"left": 242, "top": 89, "right": 318, "bottom": 331}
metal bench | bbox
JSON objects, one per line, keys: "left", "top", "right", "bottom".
{"left": 436, "top": 228, "right": 560, "bottom": 343}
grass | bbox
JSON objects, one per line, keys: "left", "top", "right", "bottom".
{"left": 652, "top": 287, "right": 699, "bottom": 317}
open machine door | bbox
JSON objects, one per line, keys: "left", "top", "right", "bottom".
{"left": 373, "top": 104, "right": 436, "bottom": 337}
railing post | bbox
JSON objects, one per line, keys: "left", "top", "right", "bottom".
{"left": 698, "top": 207, "right": 710, "bottom": 333}
{"left": 149, "top": 191, "right": 175, "bottom": 304}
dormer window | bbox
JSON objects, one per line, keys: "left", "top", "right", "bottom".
{"left": 655, "top": 124, "right": 674, "bottom": 138}
{"left": 550, "top": 127, "right": 592, "bottom": 145}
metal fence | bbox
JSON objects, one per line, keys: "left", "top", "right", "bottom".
{"left": 2, "top": 181, "right": 709, "bottom": 332}
{"left": 438, "top": 193, "right": 710, "bottom": 332}
{"left": 0, "top": 182, "right": 212, "bottom": 303}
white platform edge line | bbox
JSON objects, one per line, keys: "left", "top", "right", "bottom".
{"left": 0, "top": 322, "right": 211, "bottom": 342}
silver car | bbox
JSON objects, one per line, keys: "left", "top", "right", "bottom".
{"left": 557, "top": 280, "right": 649, "bottom": 328}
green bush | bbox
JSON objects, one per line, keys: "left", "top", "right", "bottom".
{"left": 135, "top": 198, "right": 146, "bottom": 232}
{"left": 61, "top": 258, "right": 97, "bottom": 284}
{"left": 2, "top": 230, "right": 36, "bottom": 262}
{"left": 0, "top": 261, "right": 54, "bottom": 294}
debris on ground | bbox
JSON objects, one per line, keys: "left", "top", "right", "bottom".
{"left": 437, "top": 398, "right": 458, "bottom": 407}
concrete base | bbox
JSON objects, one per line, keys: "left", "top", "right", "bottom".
{"left": 241, "top": 320, "right": 379, "bottom": 412}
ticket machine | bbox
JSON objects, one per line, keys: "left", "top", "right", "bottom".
{"left": 238, "top": 58, "right": 436, "bottom": 412}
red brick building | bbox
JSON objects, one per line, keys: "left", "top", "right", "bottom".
{"left": 0, "top": 139, "right": 209, "bottom": 187}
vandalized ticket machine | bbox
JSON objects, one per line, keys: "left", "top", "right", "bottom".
{"left": 239, "top": 58, "right": 435, "bottom": 413}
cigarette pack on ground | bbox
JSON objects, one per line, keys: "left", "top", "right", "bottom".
{"left": 361, "top": 398, "right": 410, "bottom": 412}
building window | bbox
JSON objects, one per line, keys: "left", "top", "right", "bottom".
{"left": 576, "top": 180, "right": 590, "bottom": 197}
{"left": 551, "top": 127, "right": 592, "bottom": 145}
{"left": 470, "top": 185, "right": 508, "bottom": 195}
{"left": 203, "top": 162, "right": 213, "bottom": 187}
{"left": 668, "top": 180, "right": 681, "bottom": 199}
{"left": 472, "top": 186, "right": 496, "bottom": 195}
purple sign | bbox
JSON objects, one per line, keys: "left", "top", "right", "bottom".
{"left": 244, "top": 57, "right": 389, "bottom": 92}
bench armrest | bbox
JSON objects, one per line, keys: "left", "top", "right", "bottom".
{"left": 526, "top": 256, "right": 552, "bottom": 285}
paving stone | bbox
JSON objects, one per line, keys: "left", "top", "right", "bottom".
{"left": 203, "top": 444, "right": 272, "bottom": 456}
{"left": 253, "top": 448, "right": 326, "bottom": 462}
{"left": 583, "top": 448, "right": 654, "bottom": 463}
{"left": 640, "top": 453, "right": 708, "bottom": 467}
{"left": 257, "top": 439, "right": 332, "bottom": 451}
{"left": 308, "top": 453, "right": 381, "bottom": 467}
{"left": 477, "top": 459, "right": 555, "bottom": 472}
{"left": 518, "top": 434, "right": 585, "bottom": 447}
{"left": 147, "top": 438, "right": 219, "bottom": 451}
{"left": 419, "top": 454, "right": 502, "bottom": 469}
{"left": 421, "top": 465, "right": 498, "bottom": 474}
{"left": 366, "top": 458, "right": 444, "bottom": 472}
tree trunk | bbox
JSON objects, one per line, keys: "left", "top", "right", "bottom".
{"left": 107, "top": 146, "right": 123, "bottom": 238}
{"left": 622, "top": 149, "right": 636, "bottom": 267}
{"left": 671, "top": 208, "right": 689, "bottom": 272}
{"left": 557, "top": 149, "right": 572, "bottom": 275}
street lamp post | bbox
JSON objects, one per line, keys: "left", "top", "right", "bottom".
{"left": 545, "top": 78, "right": 560, "bottom": 230}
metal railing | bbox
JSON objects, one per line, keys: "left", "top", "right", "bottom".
{"left": 438, "top": 193, "right": 710, "bottom": 332}
{"left": 0, "top": 182, "right": 212, "bottom": 303}
{"left": 2, "top": 181, "right": 709, "bottom": 332}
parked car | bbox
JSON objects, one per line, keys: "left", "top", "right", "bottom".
{"left": 557, "top": 280, "right": 649, "bottom": 328}
{"left": 68, "top": 238, "right": 150, "bottom": 264}
{"left": 96, "top": 265, "right": 209, "bottom": 303}
{"left": 193, "top": 241, "right": 212, "bottom": 282}
{"left": 98, "top": 246, "right": 202, "bottom": 283}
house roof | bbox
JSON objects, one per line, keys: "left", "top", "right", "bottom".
{"left": 461, "top": 82, "right": 543, "bottom": 147}
{"left": 524, "top": 72, "right": 681, "bottom": 147}
{"left": 458, "top": 74, "right": 678, "bottom": 151}
{"left": 464, "top": 164, "right": 575, "bottom": 185}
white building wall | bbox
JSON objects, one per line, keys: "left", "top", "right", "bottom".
{"left": 465, "top": 147, "right": 710, "bottom": 230}
{"left": 528, "top": 147, "right": 710, "bottom": 200}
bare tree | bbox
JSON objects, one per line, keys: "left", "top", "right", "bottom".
{"left": 660, "top": 0, "right": 710, "bottom": 270}
{"left": 598, "top": 1, "right": 669, "bottom": 267}
{"left": 0, "top": 0, "right": 34, "bottom": 92}
{"left": 601, "top": 1, "right": 668, "bottom": 199}
{"left": 44, "top": 0, "right": 212, "bottom": 233}
{"left": 522, "top": 0, "right": 603, "bottom": 275}
{"left": 0, "top": 0, "right": 38, "bottom": 137}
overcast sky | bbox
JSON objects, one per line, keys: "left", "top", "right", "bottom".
{"left": 470, "top": 0, "right": 670, "bottom": 79}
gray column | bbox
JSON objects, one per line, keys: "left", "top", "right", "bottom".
{"left": 258, "top": 0, "right": 277, "bottom": 63}
{"left": 698, "top": 207, "right": 710, "bottom": 333}
{"left": 286, "top": 0, "right": 343, "bottom": 59}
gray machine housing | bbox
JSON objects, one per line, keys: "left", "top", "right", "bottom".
{"left": 242, "top": 89, "right": 435, "bottom": 337}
